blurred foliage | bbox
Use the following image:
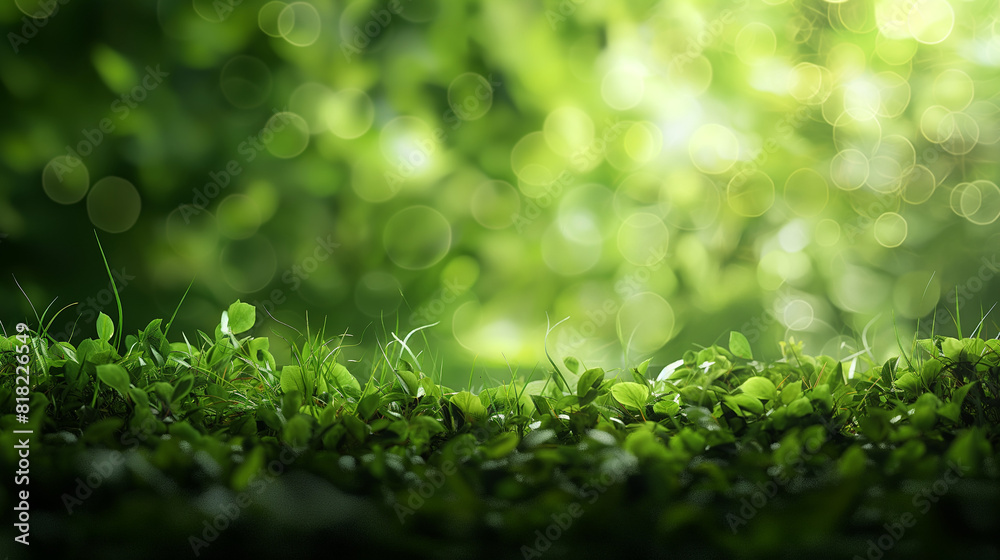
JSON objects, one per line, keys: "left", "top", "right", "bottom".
{"left": 2, "top": 0, "right": 1000, "bottom": 385}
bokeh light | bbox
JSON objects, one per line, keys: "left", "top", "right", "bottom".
{"left": 265, "top": 112, "right": 310, "bottom": 158}
{"left": 42, "top": 156, "right": 89, "bottom": 205}
{"left": 278, "top": 2, "right": 322, "bottom": 47}
{"left": 220, "top": 234, "right": 278, "bottom": 293}
{"left": 220, "top": 56, "right": 272, "bottom": 109}
{"left": 873, "top": 212, "right": 908, "bottom": 248}
{"left": 86, "top": 177, "right": 141, "bottom": 233}
{"left": 383, "top": 206, "right": 452, "bottom": 270}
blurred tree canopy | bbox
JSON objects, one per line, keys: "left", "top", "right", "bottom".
{"left": 2, "top": 0, "right": 1000, "bottom": 385}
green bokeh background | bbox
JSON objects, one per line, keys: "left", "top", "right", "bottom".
{"left": 2, "top": 0, "right": 1000, "bottom": 386}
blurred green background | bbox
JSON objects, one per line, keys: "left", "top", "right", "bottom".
{"left": 2, "top": 0, "right": 1000, "bottom": 386}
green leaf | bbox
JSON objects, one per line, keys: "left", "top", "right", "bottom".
{"left": 729, "top": 331, "right": 753, "bottom": 360}
{"left": 611, "top": 381, "right": 650, "bottom": 411}
{"left": 653, "top": 399, "right": 679, "bottom": 417}
{"left": 815, "top": 356, "right": 845, "bottom": 388}
{"left": 342, "top": 414, "right": 368, "bottom": 443}
{"left": 786, "top": 396, "right": 814, "bottom": 417}
{"left": 256, "top": 405, "right": 284, "bottom": 431}
{"left": 168, "top": 421, "right": 202, "bottom": 442}
{"left": 140, "top": 319, "right": 169, "bottom": 365}
{"left": 920, "top": 359, "right": 944, "bottom": 387}
{"left": 951, "top": 381, "right": 977, "bottom": 408}
{"left": 128, "top": 387, "right": 149, "bottom": 408}
{"left": 248, "top": 337, "right": 276, "bottom": 371}
{"left": 738, "top": 376, "right": 777, "bottom": 400}
{"left": 393, "top": 368, "right": 419, "bottom": 397}
{"left": 937, "top": 401, "right": 961, "bottom": 423}
{"left": 525, "top": 379, "right": 557, "bottom": 398}
{"left": 985, "top": 339, "right": 1000, "bottom": 363}
{"left": 231, "top": 447, "right": 266, "bottom": 491}
{"left": 677, "top": 427, "right": 706, "bottom": 453}
{"left": 281, "top": 390, "right": 303, "bottom": 420}
{"left": 529, "top": 394, "right": 554, "bottom": 417}
{"left": 636, "top": 357, "right": 652, "bottom": 375}
{"left": 96, "top": 363, "right": 130, "bottom": 395}
{"left": 945, "top": 429, "right": 987, "bottom": 473}
{"left": 941, "top": 337, "right": 964, "bottom": 362}
{"left": 880, "top": 360, "right": 895, "bottom": 389}
{"left": 809, "top": 383, "right": 833, "bottom": 412}
{"left": 679, "top": 385, "right": 716, "bottom": 406}
{"left": 563, "top": 356, "right": 581, "bottom": 374}
{"left": 225, "top": 300, "right": 256, "bottom": 334}
{"left": 916, "top": 338, "right": 938, "bottom": 357}
{"left": 356, "top": 392, "right": 380, "bottom": 420}
{"left": 451, "top": 391, "right": 488, "bottom": 421}
{"left": 280, "top": 365, "right": 315, "bottom": 397}
{"left": 725, "top": 393, "right": 763, "bottom": 416}
{"left": 482, "top": 432, "right": 520, "bottom": 459}
{"left": 282, "top": 415, "right": 312, "bottom": 448}
{"left": 96, "top": 312, "right": 114, "bottom": 343}
{"left": 912, "top": 393, "right": 940, "bottom": 431}
{"left": 894, "top": 372, "right": 921, "bottom": 395}
{"left": 172, "top": 374, "right": 195, "bottom": 403}
{"left": 417, "top": 377, "right": 442, "bottom": 399}
{"left": 838, "top": 445, "right": 867, "bottom": 478}
{"left": 577, "top": 367, "right": 605, "bottom": 398}
{"left": 152, "top": 381, "right": 173, "bottom": 405}
{"left": 321, "top": 362, "right": 361, "bottom": 399}
{"left": 780, "top": 380, "right": 803, "bottom": 405}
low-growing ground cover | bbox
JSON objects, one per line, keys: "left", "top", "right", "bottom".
{"left": 1, "top": 300, "right": 998, "bottom": 559}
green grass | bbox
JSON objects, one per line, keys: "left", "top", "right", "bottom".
{"left": 1, "top": 295, "right": 999, "bottom": 559}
